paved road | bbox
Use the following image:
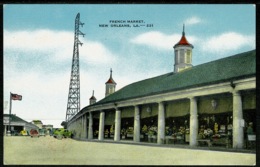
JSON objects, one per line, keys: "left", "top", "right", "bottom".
{"left": 4, "top": 136, "right": 256, "bottom": 165}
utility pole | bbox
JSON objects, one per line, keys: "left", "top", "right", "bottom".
{"left": 65, "top": 13, "right": 85, "bottom": 122}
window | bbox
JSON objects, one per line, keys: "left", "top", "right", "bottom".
{"left": 180, "top": 49, "right": 185, "bottom": 63}
{"left": 175, "top": 50, "right": 178, "bottom": 63}
{"left": 109, "top": 87, "right": 114, "bottom": 94}
{"left": 186, "top": 50, "right": 191, "bottom": 64}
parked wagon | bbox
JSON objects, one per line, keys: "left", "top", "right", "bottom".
{"left": 30, "top": 129, "right": 39, "bottom": 138}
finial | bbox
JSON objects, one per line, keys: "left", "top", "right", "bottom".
{"left": 92, "top": 90, "right": 94, "bottom": 96}
{"left": 182, "top": 24, "right": 185, "bottom": 36}
{"left": 110, "top": 68, "right": 113, "bottom": 77}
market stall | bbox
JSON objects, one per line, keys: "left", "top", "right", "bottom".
{"left": 165, "top": 99, "right": 190, "bottom": 145}
{"left": 140, "top": 115, "right": 158, "bottom": 142}
{"left": 92, "top": 111, "right": 100, "bottom": 139}
{"left": 120, "top": 107, "right": 135, "bottom": 140}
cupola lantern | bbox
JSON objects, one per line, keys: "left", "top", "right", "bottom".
{"left": 105, "top": 68, "right": 117, "bottom": 97}
{"left": 173, "top": 24, "right": 194, "bottom": 73}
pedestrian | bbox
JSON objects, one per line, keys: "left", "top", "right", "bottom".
{"left": 247, "top": 122, "right": 254, "bottom": 135}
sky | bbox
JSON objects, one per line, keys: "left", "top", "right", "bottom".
{"left": 3, "top": 4, "right": 256, "bottom": 128}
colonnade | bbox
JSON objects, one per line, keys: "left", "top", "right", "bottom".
{"left": 68, "top": 89, "right": 245, "bottom": 149}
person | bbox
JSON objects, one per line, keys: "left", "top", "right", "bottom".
{"left": 247, "top": 122, "right": 254, "bottom": 135}
{"left": 246, "top": 122, "right": 255, "bottom": 149}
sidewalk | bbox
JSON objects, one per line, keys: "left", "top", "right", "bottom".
{"left": 75, "top": 137, "right": 256, "bottom": 154}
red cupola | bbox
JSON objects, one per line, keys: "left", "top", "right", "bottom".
{"left": 174, "top": 24, "right": 193, "bottom": 48}
{"left": 105, "top": 68, "right": 117, "bottom": 96}
{"left": 173, "top": 24, "right": 194, "bottom": 73}
{"left": 106, "top": 68, "right": 116, "bottom": 84}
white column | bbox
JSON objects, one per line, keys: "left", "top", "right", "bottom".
{"left": 189, "top": 97, "right": 198, "bottom": 146}
{"left": 88, "top": 112, "right": 93, "bottom": 139}
{"left": 98, "top": 111, "right": 105, "bottom": 140}
{"left": 157, "top": 102, "right": 165, "bottom": 144}
{"left": 232, "top": 90, "right": 244, "bottom": 149}
{"left": 76, "top": 118, "right": 79, "bottom": 138}
{"left": 75, "top": 118, "right": 78, "bottom": 138}
{"left": 82, "top": 114, "right": 86, "bottom": 139}
{"left": 114, "top": 108, "right": 121, "bottom": 141}
{"left": 81, "top": 116, "right": 84, "bottom": 138}
{"left": 134, "top": 105, "right": 140, "bottom": 142}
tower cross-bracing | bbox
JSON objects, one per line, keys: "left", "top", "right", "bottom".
{"left": 65, "top": 13, "right": 85, "bottom": 122}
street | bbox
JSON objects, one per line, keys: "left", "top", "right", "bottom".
{"left": 4, "top": 136, "right": 256, "bottom": 165}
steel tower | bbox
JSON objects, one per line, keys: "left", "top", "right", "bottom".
{"left": 65, "top": 13, "right": 85, "bottom": 121}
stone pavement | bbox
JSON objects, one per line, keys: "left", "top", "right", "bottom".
{"left": 4, "top": 136, "right": 256, "bottom": 165}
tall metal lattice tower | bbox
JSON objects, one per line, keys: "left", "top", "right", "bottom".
{"left": 65, "top": 13, "right": 85, "bottom": 121}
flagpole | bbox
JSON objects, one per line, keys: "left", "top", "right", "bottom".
{"left": 8, "top": 92, "right": 12, "bottom": 136}
{"left": 7, "top": 92, "right": 22, "bottom": 136}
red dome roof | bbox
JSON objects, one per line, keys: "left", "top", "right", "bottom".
{"left": 105, "top": 68, "right": 116, "bottom": 84}
{"left": 106, "top": 78, "right": 116, "bottom": 84}
{"left": 89, "top": 96, "right": 96, "bottom": 100}
{"left": 174, "top": 25, "right": 193, "bottom": 48}
{"left": 89, "top": 90, "right": 96, "bottom": 100}
{"left": 174, "top": 35, "right": 193, "bottom": 48}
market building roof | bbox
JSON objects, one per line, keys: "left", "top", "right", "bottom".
{"left": 93, "top": 50, "right": 255, "bottom": 106}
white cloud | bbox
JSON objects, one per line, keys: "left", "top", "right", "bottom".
{"left": 4, "top": 60, "right": 155, "bottom": 128}
{"left": 4, "top": 29, "right": 117, "bottom": 65}
{"left": 81, "top": 40, "right": 117, "bottom": 65}
{"left": 184, "top": 16, "right": 202, "bottom": 26}
{"left": 4, "top": 29, "right": 72, "bottom": 52}
{"left": 4, "top": 29, "right": 152, "bottom": 128}
{"left": 4, "top": 49, "right": 146, "bottom": 129}
{"left": 130, "top": 31, "right": 197, "bottom": 51}
{"left": 201, "top": 32, "right": 255, "bottom": 54}
{"left": 3, "top": 70, "right": 70, "bottom": 128}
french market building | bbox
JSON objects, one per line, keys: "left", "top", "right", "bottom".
{"left": 67, "top": 28, "right": 255, "bottom": 149}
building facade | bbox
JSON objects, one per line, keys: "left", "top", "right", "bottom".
{"left": 67, "top": 29, "right": 255, "bottom": 149}
{"left": 31, "top": 120, "right": 43, "bottom": 129}
{"left": 3, "top": 114, "right": 39, "bottom": 136}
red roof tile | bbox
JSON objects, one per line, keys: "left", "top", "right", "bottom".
{"left": 89, "top": 90, "right": 97, "bottom": 100}
{"left": 174, "top": 25, "right": 193, "bottom": 48}
{"left": 174, "top": 35, "right": 193, "bottom": 48}
{"left": 106, "top": 78, "right": 116, "bottom": 84}
{"left": 90, "top": 96, "right": 96, "bottom": 100}
{"left": 106, "top": 69, "right": 116, "bottom": 84}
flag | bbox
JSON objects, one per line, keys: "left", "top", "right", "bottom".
{"left": 11, "top": 93, "right": 22, "bottom": 100}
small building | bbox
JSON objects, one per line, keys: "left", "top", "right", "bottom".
{"left": 3, "top": 114, "right": 39, "bottom": 135}
{"left": 42, "top": 124, "right": 54, "bottom": 135}
{"left": 42, "top": 124, "right": 53, "bottom": 130}
{"left": 31, "top": 120, "right": 43, "bottom": 129}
